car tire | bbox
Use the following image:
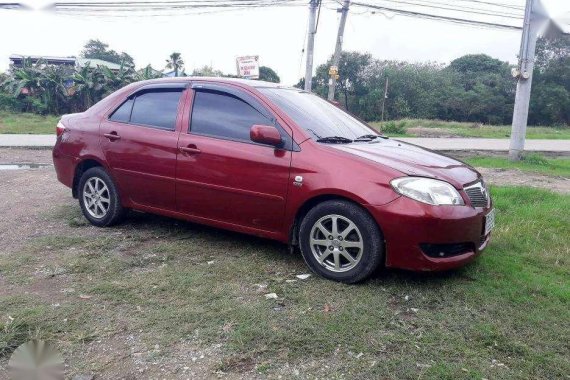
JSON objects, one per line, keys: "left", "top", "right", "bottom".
{"left": 299, "top": 200, "right": 384, "bottom": 283}
{"left": 78, "top": 166, "right": 125, "bottom": 227}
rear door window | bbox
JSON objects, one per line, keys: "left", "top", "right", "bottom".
{"left": 109, "top": 89, "right": 183, "bottom": 131}
{"left": 109, "top": 98, "right": 133, "bottom": 123}
{"left": 130, "top": 90, "right": 183, "bottom": 130}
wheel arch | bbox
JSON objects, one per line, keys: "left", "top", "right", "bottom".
{"left": 289, "top": 193, "right": 384, "bottom": 249}
{"left": 72, "top": 158, "right": 107, "bottom": 198}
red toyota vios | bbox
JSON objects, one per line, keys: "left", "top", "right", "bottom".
{"left": 53, "top": 77, "right": 494, "bottom": 283}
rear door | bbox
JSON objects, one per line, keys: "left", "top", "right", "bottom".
{"left": 176, "top": 83, "right": 294, "bottom": 233}
{"left": 100, "top": 83, "right": 186, "bottom": 211}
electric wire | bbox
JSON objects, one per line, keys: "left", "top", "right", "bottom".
{"left": 351, "top": 1, "right": 522, "bottom": 30}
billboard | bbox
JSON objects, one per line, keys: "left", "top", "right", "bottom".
{"left": 236, "top": 56, "right": 260, "bottom": 79}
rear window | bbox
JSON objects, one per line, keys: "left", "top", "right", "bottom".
{"left": 109, "top": 89, "right": 183, "bottom": 130}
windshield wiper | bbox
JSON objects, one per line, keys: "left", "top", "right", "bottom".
{"left": 316, "top": 136, "right": 353, "bottom": 144}
{"left": 354, "top": 134, "right": 386, "bottom": 142}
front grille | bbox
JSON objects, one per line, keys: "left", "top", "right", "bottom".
{"left": 464, "top": 181, "right": 489, "bottom": 208}
{"left": 420, "top": 243, "right": 474, "bottom": 258}
{"left": 480, "top": 234, "right": 488, "bottom": 248}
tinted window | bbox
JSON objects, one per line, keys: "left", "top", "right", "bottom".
{"left": 129, "top": 90, "right": 182, "bottom": 130}
{"left": 191, "top": 90, "right": 271, "bottom": 141}
{"left": 109, "top": 98, "right": 133, "bottom": 123}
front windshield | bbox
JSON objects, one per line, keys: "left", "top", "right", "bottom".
{"left": 258, "top": 88, "right": 377, "bottom": 141}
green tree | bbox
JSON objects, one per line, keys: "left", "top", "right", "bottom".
{"left": 81, "top": 39, "right": 135, "bottom": 67}
{"left": 166, "top": 52, "right": 184, "bottom": 77}
{"left": 258, "top": 66, "right": 280, "bottom": 83}
{"left": 312, "top": 51, "right": 372, "bottom": 111}
{"left": 192, "top": 65, "right": 224, "bottom": 77}
{"left": 135, "top": 65, "right": 164, "bottom": 81}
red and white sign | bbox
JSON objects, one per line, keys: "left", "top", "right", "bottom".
{"left": 236, "top": 56, "right": 260, "bottom": 79}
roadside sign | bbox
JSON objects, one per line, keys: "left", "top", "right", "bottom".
{"left": 329, "top": 66, "right": 338, "bottom": 76}
{"left": 236, "top": 56, "right": 260, "bottom": 79}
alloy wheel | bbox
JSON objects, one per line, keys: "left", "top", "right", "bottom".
{"left": 309, "top": 214, "right": 364, "bottom": 273}
{"left": 82, "top": 177, "right": 111, "bottom": 219}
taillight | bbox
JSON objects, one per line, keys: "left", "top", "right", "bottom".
{"left": 56, "top": 121, "right": 66, "bottom": 137}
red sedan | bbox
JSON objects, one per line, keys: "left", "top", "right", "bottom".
{"left": 53, "top": 78, "right": 494, "bottom": 283}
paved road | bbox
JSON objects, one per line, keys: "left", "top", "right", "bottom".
{"left": 0, "top": 134, "right": 569, "bottom": 152}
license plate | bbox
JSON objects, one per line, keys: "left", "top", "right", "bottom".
{"left": 484, "top": 208, "right": 495, "bottom": 235}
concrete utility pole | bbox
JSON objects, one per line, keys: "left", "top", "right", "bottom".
{"left": 327, "top": 0, "right": 350, "bottom": 101}
{"left": 509, "top": 0, "right": 541, "bottom": 161}
{"left": 304, "top": 0, "right": 320, "bottom": 92}
{"left": 381, "top": 76, "right": 389, "bottom": 121}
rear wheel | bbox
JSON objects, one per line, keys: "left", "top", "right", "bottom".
{"left": 299, "top": 200, "right": 384, "bottom": 283}
{"left": 78, "top": 167, "right": 125, "bottom": 227}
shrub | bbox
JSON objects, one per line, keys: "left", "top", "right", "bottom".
{"left": 522, "top": 153, "right": 550, "bottom": 166}
{"left": 382, "top": 120, "right": 407, "bottom": 134}
{"left": 0, "top": 93, "right": 24, "bottom": 112}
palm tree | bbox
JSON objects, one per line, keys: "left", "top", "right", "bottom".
{"left": 165, "top": 52, "right": 184, "bottom": 77}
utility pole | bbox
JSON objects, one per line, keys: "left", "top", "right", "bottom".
{"left": 304, "top": 0, "right": 320, "bottom": 92}
{"left": 509, "top": 0, "right": 541, "bottom": 161}
{"left": 327, "top": 0, "right": 350, "bottom": 101}
{"left": 381, "top": 76, "right": 389, "bottom": 121}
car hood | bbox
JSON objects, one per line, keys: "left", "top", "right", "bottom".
{"left": 328, "top": 138, "right": 480, "bottom": 188}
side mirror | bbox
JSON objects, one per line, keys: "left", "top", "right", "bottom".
{"left": 250, "top": 124, "right": 283, "bottom": 147}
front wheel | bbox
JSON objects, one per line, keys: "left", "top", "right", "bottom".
{"left": 78, "top": 166, "right": 125, "bottom": 227}
{"left": 299, "top": 200, "right": 384, "bottom": 283}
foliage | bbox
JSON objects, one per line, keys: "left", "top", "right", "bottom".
{"left": 258, "top": 66, "right": 280, "bottom": 83}
{"left": 303, "top": 41, "right": 570, "bottom": 126}
{"left": 165, "top": 52, "right": 185, "bottom": 77}
{"left": 81, "top": 39, "right": 135, "bottom": 67}
{"left": 192, "top": 65, "right": 224, "bottom": 77}
{"left": 380, "top": 120, "right": 406, "bottom": 134}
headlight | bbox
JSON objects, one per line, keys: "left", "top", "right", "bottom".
{"left": 391, "top": 177, "right": 465, "bottom": 206}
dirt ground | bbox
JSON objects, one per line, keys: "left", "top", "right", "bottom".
{"left": 0, "top": 148, "right": 568, "bottom": 379}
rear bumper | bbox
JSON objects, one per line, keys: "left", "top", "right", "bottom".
{"left": 367, "top": 196, "right": 492, "bottom": 272}
{"left": 52, "top": 140, "right": 76, "bottom": 189}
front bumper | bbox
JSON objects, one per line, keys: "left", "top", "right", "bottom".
{"left": 367, "top": 196, "right": 492, "bottom": 272}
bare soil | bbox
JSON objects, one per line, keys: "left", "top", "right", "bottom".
{"left": 0, "top": 148, "right": 568, "bottom": 379}
{"left": 477, "top": 167, "right": 570, "bottom": 194}
{"left": 406, "top": 127, "right": 459, "bottom": 138}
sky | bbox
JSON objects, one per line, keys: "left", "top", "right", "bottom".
{"left": 0, "top": 0, "right": 568, "bottom": 85}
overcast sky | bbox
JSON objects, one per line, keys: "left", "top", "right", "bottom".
{"left": 0, "top": 0, "right": 568, "bottom": 85}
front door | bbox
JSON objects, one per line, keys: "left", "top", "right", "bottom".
{"left": 176, "top": 84, "right": 293, "bottom": 233}
{"left": 100, "top": 85, "right": 186, "bottom": 211}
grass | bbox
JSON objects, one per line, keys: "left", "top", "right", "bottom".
{"left": 465, "top": 153, "right": 570, "bottom": 177}
{"left": 0, "top": 111, "right": 59, "bottom": 134}
{"left": 370, "top": 119, "right": 570, "bottom": 139}
{"left": 0, "top": 187, "right": 569, "bottom": 378}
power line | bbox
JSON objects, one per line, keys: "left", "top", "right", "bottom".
{"left": 49, "top": 0, "right": 308, "bottom": 16}
{"left": 351, "top": 1, "right": 522, "bottom": 30}
{"left": 364, "top": 0, "right": 524, "bottom": 18}
{"left": 459, "top": 0, "right": 524, "bottom": 11}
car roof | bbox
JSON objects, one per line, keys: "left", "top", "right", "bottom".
{"left": 137, "top": 76, "right": 297, "bottom": 90}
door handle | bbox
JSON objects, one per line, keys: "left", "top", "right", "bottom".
{"left": 104, "top": 132, "right": 121, "bottom": 141}
{"left": 179, "top": 145, "right": 201, "bottom": 154}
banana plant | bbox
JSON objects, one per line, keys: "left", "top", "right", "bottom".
{"left": 72, "top": 63, "right": 105, "bottom": 110}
